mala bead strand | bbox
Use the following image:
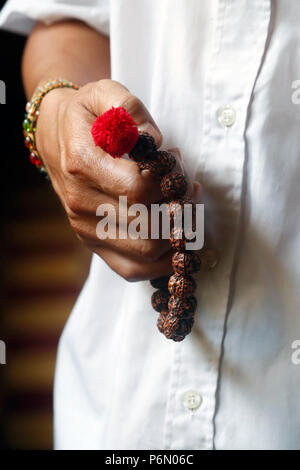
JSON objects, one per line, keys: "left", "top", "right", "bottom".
{"left": 129, "top": 130, "right": 198, "bottom": 341}
{"left": 91, "top": 107, "right": 201, "bottom": 342}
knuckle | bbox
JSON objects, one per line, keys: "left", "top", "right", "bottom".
{"left": 61, "top": 144, "right": 85, "bottom": 177}
{"left": 90, "top": 81, "right": 107, "bottom": 110}
{"left": 90, "top": 79, "right": 127, "bottom": 110}
{"left": 127, "top": 180, "right": 148, "bottom": 205}
{"left": 69, "top": 221, "right": 80, "bottom": 238}
{"left": 95, "top": 78, "right": 113, "bottom": 93}
{"left": 61, "top": 154, "right": 78, "bottom": 176}
{"left": 65, "top": 190, "right": 83, "bottom": 215}
{"left": 120, "top": 94, "right": 143, "bottom": 117}
{"left": 68, "top": 216, "right": 80, "bottom": 233}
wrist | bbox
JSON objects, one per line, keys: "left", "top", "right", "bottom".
{"left": 37, "top": 86, "right": 77, "bottom": 130}
{"left": 23, "top": 79, "right": 79, "bottom": 173}
{"left": 36, "top": 88, "right": 76, "bottom": 164}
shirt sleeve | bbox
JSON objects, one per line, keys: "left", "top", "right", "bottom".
{"left": 0, "top": 0, "right": 110, "bottom": 36}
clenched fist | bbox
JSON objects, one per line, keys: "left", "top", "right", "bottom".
{"left": 35, "top": 79, "right": 201, "bottom": 281}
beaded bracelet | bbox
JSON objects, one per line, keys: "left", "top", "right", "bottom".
{"left": 91, "top": 106, "right": 202, "bottom": 342}
{"left": 23, "top": 78, "right": 79, "bottom": 174}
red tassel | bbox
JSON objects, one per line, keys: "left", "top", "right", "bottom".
{"left": 91, "top": 106, "right": 139, "bottom": 158}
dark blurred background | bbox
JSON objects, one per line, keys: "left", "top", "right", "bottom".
{"left": 0, "top": 0, "right": 90, "bottom": 449}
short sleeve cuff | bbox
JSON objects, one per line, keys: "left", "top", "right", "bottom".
{"left": 0, "top": 0, "right": 110, "bottom": 36}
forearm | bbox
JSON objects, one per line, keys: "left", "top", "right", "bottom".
{"left": 22, "top": 19, "right": 110, "bottom": 99}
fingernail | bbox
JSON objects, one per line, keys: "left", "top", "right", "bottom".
{"left": 168, "top": 147, "right": 181, "bottom": 159}
{"left": 194, "top": 182, "right": 203, "bottom": 202}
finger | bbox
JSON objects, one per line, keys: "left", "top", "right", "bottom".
{"left": 92, "top": 245, "right": 173, "bottom": 282}
{"left": 167, "top": 148, "right": 203, "bottom": 202}
{"left": 71, "top": 212, "right": 171, "bottom": 263}
{"left": 191, "top": 181, "right": 203, "bottom": 203}
{"left": 166, "top": 147, "right": 194, "bottom": 198}
{"left": 64, "top": 183, "right": 162, "bottom": 232}
{"left": 66, "top": 99, "right": 163, "bottom": 204}
{"left": 81, "top": 79, "right": 162, "bottom": 147}
{"left": 168, "top": 147, "right": 183, "bottom": 171}
{"left": 65, "top": 113, "right": 163, "bottom": 204}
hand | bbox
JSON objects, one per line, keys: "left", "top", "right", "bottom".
{"left": 36, "top": 79, "right": 201, "bottom": 281}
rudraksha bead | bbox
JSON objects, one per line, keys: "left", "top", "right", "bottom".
{"left": 172, "top": 251, "right": 201, "bottom": 275}
{"left": 162, "top": 314, "right": 194, "bottom": 341}
{"left": 176, "top": 316, "right": 194, "bottom": 336}
{"left": 167, "top": 198, "right": 195, "bottom": 228}
{"left": 129, "top": 131, "right": 157, "bottom": 162}
{"left": 150, "top": 275, "right": 170, "bottom": 291}
{"left": 170, "top": 227, "right": 185, "bottom": 252}
{"left": 170, "top": 227, "right": 196, "bottom": 252}
{"left": 168, "top": 295, "right": 197, "bottom": 318}
{"left": 163, "top": 314, "right": 180, "bottom": 339}
{"left": 168, "top": 273, "right": 196, "bottom": 298}
{"left": 157, "top": 310, "right": 168, "bottom": 333}
{"left": 138, "top": 151, "right": 176, "bottom": 177}
{"left": 151, "top": 289, "right": 170, "bottom": 312}
{"left": 160, "top": 172, "right": 188, "bottom": 200}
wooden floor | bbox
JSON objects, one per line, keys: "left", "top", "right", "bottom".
{"left": 1, "top": 185, "right": 90, "bottom": 449}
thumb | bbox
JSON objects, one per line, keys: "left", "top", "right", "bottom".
{"left": 83, "top": 79, "right": 163, "bottom": 147}
{"left": 191, "top": 181, "right": 203, "bottom": 203}
{"left": 167, "top": 147, "right": 202, "bottom": 202}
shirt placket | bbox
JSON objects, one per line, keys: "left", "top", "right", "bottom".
{"left": 163, "top": 0, "right": 271, "bottom": 450}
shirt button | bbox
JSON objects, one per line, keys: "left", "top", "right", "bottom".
{"left": 182, "top": 390, "right": 203, "bottom": 411}
{"left": 201, "top": 248, "right": 219, "bottom": 270}
{"left": 217, "top": 105, "right": 236, "bottom": 127}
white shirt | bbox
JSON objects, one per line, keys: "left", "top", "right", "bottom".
{"left": 1, "top": 0, "right": 300, "bottom": 450}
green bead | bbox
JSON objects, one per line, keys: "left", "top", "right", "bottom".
{"left": 22, "top": 119, "right": 29, "bottom": 129}
{"left": 22, "top": 119, "right": 32, "bottom": 132}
